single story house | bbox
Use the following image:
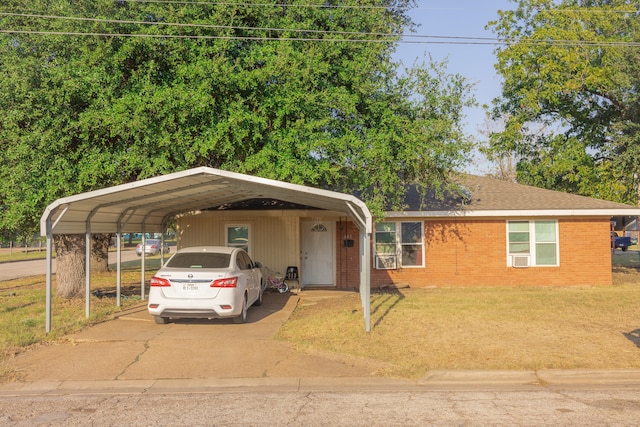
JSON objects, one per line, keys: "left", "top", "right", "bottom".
{"left": 176, "top": 174, "right": 640, "bottom": 288}
{"left": 40, "top": 168, "right": 640, "bottom": 332}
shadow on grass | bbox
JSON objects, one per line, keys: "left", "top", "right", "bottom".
{"left": 3, "top": 302, "right": 37, "bottom": 313}
{"left": 370, "top": 287, "right": 405, "bottom": 329}
{"left": 623, "top": 329, "right": 640, "bottom": 349}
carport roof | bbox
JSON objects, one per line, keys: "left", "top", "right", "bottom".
{"left": 40, "top": 167, "right": 372, "bottom": 235}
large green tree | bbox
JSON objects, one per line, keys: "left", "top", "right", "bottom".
{"left": 487, "top": 0, "right": 640, "bottom": 203}
{"left": 0, "top": 0, "right": 475, "bottom": 297}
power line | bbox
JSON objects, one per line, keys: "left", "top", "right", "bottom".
{"left": 0, "top": 12, "right": 499, "bottom": 43}
{"left": 0, "top": 12, "right": 400, "bottom": 39}
{"left": 123, "top": 1, "right": 640, "bottom": 14}
{"left": 115, "top": 1, "right": 640, "bottom": 14}
{"left": 537, "top": 7, "right": 639, "bottom": 14}
{"left": 1, "top": 9, "right": 638, "bottom": 47}
{"left": 0, "top": 28, "right": 395, "bottom": 43}
{"left": 1, "top": 28, "right": 638, "bottom": 47}
{"left": 125, "top": 0, "right": 391, "bottom": 9}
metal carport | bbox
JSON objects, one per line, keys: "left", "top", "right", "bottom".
{"left": 40, "top": 167, "right": 372, "bottom": 332}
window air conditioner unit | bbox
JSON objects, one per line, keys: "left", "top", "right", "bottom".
{"left": 512, "top": 255, "right": 530, "bottom": 268}
{"left": 375, "top": 255, "right": 397, "bottom": 270}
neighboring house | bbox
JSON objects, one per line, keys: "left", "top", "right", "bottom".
{"left": 176, "top": 174, "right": 640, "bottom": 288}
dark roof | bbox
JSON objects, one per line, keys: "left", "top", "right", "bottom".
{"left": 204, "top": 198, "right": 321, "bottom": 211}
{"left": 401, "top": 174, "right": 639, "bottom": 214}
{"left": 188, "top": 173, "right": 638, "bottom": 216}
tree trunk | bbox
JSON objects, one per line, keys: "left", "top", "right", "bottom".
{"left": 91, "top": 234, "right": 111, "bottom": 273}
{"left": 54, "top": 234, "right": 86, "bottom": 298}
{"left": 54, "top": 233, "right": 111, "bottom": 298}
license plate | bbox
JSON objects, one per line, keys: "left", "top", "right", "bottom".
{"left": 183, "top": 283, "right": 199, "bottom": 292}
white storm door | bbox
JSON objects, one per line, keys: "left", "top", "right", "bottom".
{"left": 301, "top": 221, "right": 335, "bottom": 287}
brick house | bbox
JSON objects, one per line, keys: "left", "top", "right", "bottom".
{"left": 176, "top": 173, "right": 640, "bottom": 289}
{"left": 366, "top": 175, "right": 640, "bottom": 288}
{"left": 41, "top": 167, "right": 640, "bottom": 331}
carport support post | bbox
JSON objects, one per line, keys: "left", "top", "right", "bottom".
{"left": 160, "top": 223, "right": 167, "bottom": 266}
{"left": 140, "top": 228, "right": 146, "bottom": 300}
{"left": 116, "top": 225, "right": 122, "bottom": 307}
{"left": 45, "top": 219, "right": 53, "bottom": 333}
{"left": 360, "top": 230, "right": 371, "bottom": 332}
{"left": 85, "top": 226, "right": 91, "bottom": 319}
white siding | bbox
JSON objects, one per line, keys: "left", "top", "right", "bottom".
{"left": 176, "top": 211, "right": 302, "bottom": 276}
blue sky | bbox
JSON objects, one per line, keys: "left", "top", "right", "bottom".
{"left": 393, "top": 1, "right": 514, "bottom": 153}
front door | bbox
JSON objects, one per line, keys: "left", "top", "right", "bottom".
{"left": 301, "top": 221, "right": 335, "bottom": 287}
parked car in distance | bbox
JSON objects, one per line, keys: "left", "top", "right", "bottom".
{"left": 135, "top": 239, "right": 170, "bottom": 256}
{"left": 611, "top": 231, "right": 633, "bottom": 251}
{"left": 147, "top": 246, "right": 264, "bottom": 324}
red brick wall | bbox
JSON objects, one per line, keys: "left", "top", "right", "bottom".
{"left": 340, "top": 217, "right": 612, "bottom": 289}
{"left": 336, "top": 220, "right": 361, "bottom": 289}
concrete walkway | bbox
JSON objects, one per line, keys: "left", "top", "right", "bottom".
{"left": 2, "top": 290, "right": 640, "bottom": 396}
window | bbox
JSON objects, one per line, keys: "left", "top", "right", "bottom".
{"left": 507, "top": 220, "right": 558, "bottom": 267}
{"left": 236, "top": 251, "right": 253, "bottom": 270}
{"left": 226, "top": 225, "right": 250, "bottom": 254}
{"left": 311, "top": 223, "right": 328, "bottom": 232}
{"left": 375, "top": 223, "right": 397, "bottom": 269}
{"left": 167, "top": 253, "right": 231, "bottom": 269}
{"left": 374, "top": 221, "right": 424, "bottom": 269}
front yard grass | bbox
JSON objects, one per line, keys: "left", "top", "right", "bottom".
{"left": 276, "top": 256, "right": 640, "bottom": 379}
{"left": 2, "top": 252, "right": 640, "bottom": 382}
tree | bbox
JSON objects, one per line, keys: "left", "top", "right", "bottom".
{"left": 0, "top": 0, "right": 475, "bottom": 297}
{"left": 487, "top": 0, "right": 640, "bottom": 203}
{"left": 478, "top": 115, "right": 519, "bottom": 182}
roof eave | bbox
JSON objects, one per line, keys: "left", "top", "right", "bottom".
{"left": 384, "top": 209, "right": 640, "bottom": 218}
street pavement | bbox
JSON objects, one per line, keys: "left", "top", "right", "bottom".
{"left": 2, "top": 387, "right": 640, "bottom": 426}
{"left": 0, "top": 249, "right": 141, "bottom": 281}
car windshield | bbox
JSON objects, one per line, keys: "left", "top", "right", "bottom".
{"left": 166, "top": 253, "right": 231, "bottom": 269}
{"left": 146, "top": 240, "right": 160, "bottom": 245}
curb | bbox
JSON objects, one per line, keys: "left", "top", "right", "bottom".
{"left": 2, "top": 371, "right": 640, "bottom": 397}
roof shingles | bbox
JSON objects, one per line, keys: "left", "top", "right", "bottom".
{"left": 401, "top": 175, "right": 639, "bottom": 214}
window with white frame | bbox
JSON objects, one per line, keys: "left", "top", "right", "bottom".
{"left": 226, "top": 224, "right": 250, "bottom": 254}
{"left": 507, "top": 220, "right": 558, "bottom": 267}
{"left": 374, "top": 221, "right": 424, "bottom": 269}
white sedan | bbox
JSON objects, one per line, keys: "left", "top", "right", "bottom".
{"left": 148, "top": 246, "right": 263, "bottom": 324}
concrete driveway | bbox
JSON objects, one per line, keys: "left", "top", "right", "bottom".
{"left": 8, "top": 291, "right": 383, "bottom": 383}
